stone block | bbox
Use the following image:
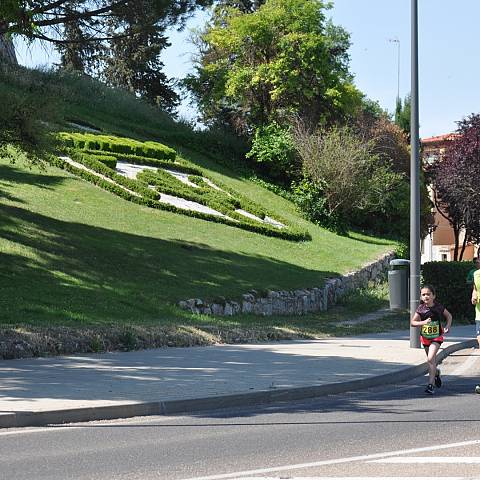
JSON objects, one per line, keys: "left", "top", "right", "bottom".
{"left": 242, "top": 301, "right": 253, "bottom": 314}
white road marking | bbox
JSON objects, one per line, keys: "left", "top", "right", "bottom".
{"left": 0, "top": 426, "right": 77, "bottom": 436}
{"left": 243, "top": 478, "right": 467, "bottom": 480}
{"left": 370, "top": 456, "right": 480, "bottom": 464}
{"left": 180, "top": 439, "right": 480, "bottom": 480}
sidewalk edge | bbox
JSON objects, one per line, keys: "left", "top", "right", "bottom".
{"left": 2, "top": 339, "right": 476, "bottom": 429}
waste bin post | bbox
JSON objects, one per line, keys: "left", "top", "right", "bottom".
{"left": 388, "top": 259, "right": 410, "bottom": 311}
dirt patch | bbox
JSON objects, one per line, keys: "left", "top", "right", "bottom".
{"left": 0, "top": 325, "right": 317, "bottom": 360}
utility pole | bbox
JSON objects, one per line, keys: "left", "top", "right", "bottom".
{"left": 410, "top": 0, "right": 421, "bottom": 348}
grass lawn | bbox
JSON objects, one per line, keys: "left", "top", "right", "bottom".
{"left": 0, "top": 154, "right": 397, "bottom": 328}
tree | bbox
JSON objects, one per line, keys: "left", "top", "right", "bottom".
{"left": 1, "top": 1, "right": 210, "bottom": 110}
{"left": 427, "top": 113, "right": 480, "bottom": 260}
{"left": 216, "top": 0, "right": 266, "bottom": 13}
{"left": 1, "top": 1, "right": 208, "bottom": 43}
{"left": 293, "top": 124, "right": 405, "bottom": 234}
{"left": 360, "top": 113, "right": 410, "bottom": 176}
{"left": 184, "top": 0, "right": 362, "bottom": 135}
{"left": 56, "top": 2, "right": 100, "bottom": 74}
{"left": 394, "top": 93, "right": 411, "bottom": 140}
{"left": 100, "top": 0, "right": 179, "bottom": 110}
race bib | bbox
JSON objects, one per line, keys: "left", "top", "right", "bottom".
{"left": 421, "top": 321, "right": 441, "bottom": 339}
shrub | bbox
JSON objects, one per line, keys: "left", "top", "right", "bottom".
{"left": 293, "top": 124, "right": 405, "bottom": 235}
{"left": 57, "top": 132, "right": 176, "bottom": 161}
{"left": 421, "top": 261, "right": 474, "bottom": 320}
{"left": 348, "top": 176, "right": 410, "bottom": 239}
{"left": 292, "top": 179, "right": 345, "bottom": 233}
{"left": 246, "top": 122, "right": 298, "bottom": 181}
{"left": 92, "top": 154, "right": 117, "bottom": 169}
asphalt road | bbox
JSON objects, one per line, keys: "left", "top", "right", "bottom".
{"left": 2, "top": 348, "right": 480, "bottom": 480}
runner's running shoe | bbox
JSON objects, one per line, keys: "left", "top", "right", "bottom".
{"left": 425, "top": 384, "right": 434, "bottom": 395}
{"left": 435, "top": 369, "right": 442, "bottom": 388}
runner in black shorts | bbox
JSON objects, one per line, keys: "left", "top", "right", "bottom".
{"left": 411, "top": 285, "right": 452, "bottom": 395}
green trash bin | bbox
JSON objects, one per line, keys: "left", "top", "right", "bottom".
{"left": 388, "top": 259, "right": 410, "bottom": 310}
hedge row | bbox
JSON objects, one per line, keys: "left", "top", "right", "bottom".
{"left": 205, "top": 175, "right": 299, "bottom": 229}
{"left": 421, "top": 261, "right": 475, "bottom": 320}
{"left": 139, "top": 169, "right": 309, "bottom": 238}
{"left": 54, "top": 130, "right": 310, "bottom": 241}
{"left": 187, "top": 175, "right": 266, "bottom": 220}
{"left": 139, "top": 169, "right": 270, "bottom": 221}
{"left": 85, "top": 150, "right": 203, "bottom": 175}
{"left": 137, "top": 169, "right": 241, "bottom": 213}
{"left": 50, "top": 155, "right": 310, "bottom": 241}
{"left": 60, "top": 132, "right": 277, "bottom": 224}
{"left": 93, "top": 153, "right": 117, "bottom": 169}
{"left": 49, "top": 156, "right": 145, "bottom": 205}
{"left": 57, "top": 132, "right": 176, "bottom": 161}
{"left": 67, "top": 150, "right": 159, "bottom": 201}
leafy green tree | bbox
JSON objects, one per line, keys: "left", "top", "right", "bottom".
{"left": 395, "top": 93, "right": 411, "bottom": 140}
{"left": 185, "top": 0, "right": 362, "bottom": 134}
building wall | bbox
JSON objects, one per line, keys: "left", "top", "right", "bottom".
{"left": 421, "top": 133, "right": 476, "bottom": 263}
{"left": 432, "top": 213, "right": 456, "bottom": 246}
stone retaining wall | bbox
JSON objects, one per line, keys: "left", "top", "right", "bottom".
{"left": 178, "top": 251, "right": 395, "bottom": 316}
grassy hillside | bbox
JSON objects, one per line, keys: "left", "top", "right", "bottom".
{"left": 0, "top": 152, "right": 396, "bottom": 325}
{"left": 0, "top": 66, "right": 403, "bottom": 357}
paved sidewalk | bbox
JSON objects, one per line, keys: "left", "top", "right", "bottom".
{"left": 0, "top": 325, "right": 476, "bottom": 428}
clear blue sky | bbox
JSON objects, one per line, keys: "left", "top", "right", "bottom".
{"left": 14, "top": 0, "right": 480, "bottom": 138}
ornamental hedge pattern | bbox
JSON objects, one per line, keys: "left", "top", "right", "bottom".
{"left": 54, "top": 132, "right": 310, "bottom": 241}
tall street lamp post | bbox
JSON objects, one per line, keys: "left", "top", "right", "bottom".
{"left": 389, "top": 37, "right": 400, "bottom": 103}
{"left": 410, "top": 0, "right": 421, "bottom": 348}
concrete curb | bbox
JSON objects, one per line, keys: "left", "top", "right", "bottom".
{"left": 2, "top": 339, "right": 476, "bottom": 429}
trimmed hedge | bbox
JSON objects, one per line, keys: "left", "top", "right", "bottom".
{"left": 57, "top": 132, "right": 176, "bottom": 161}
{"left": 53, "top": 131, "right": 310, "bottom": 241}
{"left": 67, "top": 150, "right": 159, "bottom": 200}
{"left": 50, "top": 155, "right": 310, "bottom": 241}
{"left": 49, "top": 156, "right": 145, "bottom": 205}
{"left": 93, "top": 153, "right": 117, "bottom": 169}
{"left": 421, "top": 261, "right": 475, "bottom": 320}
{"left": 138, "top": 169, "right": 241, "bottom": 212}
{"left": 88, "top": 150, "right": 203, "bottom": 175}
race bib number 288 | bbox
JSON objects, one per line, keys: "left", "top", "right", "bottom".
{"left": 421, "top": 321, "right": 440, "bottom": 339}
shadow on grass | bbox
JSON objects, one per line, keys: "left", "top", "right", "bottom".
{"left": 0, "top": 163, "right": 66, "bottom": 204}
{"left": 0, "top": 164, "right": 338, "bottom": 326}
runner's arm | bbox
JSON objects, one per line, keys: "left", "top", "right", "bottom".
{"left": 410, "top": 312, "right": 429, "bottom": 327}
{"left": 443, "top": 308, "right": 452, "bottom": 334}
